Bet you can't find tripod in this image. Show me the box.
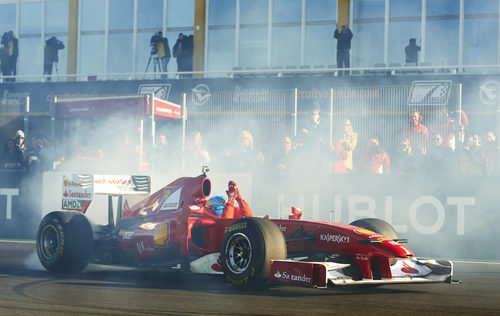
[145,53,160,78]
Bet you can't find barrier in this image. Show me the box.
[0,171,40,239]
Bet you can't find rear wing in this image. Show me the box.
[62,174,151,214]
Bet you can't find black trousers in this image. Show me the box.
[336,49,350,68]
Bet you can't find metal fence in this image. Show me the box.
[183,82,462,174]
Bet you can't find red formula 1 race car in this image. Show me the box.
[36,169,456,289]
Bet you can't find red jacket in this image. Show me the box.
[402,122,429,153]
[359,149,391,174]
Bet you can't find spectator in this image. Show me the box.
[14,130,25,155]
[459,133,484,175]
[1,138,24,169]
[150,31,171,78]
[299,106,327,173]
[184,34,194,77]
[329,141,347,174]
[25,134,52,172]
[276,136,299,173]
[301,106,326,141]
[339,118,358,172]
[4,31,18,82]
[425,134,454,174]
[430,108,469,151]
[154,133,175,172]
[358,137,390,174]
[482,131,497,175]
[391,137,418,174]
[184,131,210,174]
[334,23,353,73]
[173,33,193,77]
[226,130,264,172]
[402,110,428,156]
[44,36,65,81]
[0,35,8,80]
[405,38,421,65]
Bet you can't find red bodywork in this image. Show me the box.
[110,175,414,280]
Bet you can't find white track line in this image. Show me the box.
[0,240,35,244]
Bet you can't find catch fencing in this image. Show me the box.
[183,81,461,173]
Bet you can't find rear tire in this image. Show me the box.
[220,217,286,289]
[36,211,93,273]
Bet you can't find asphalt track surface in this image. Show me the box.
[0,240,499,315]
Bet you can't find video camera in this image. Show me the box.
[150,32,161,55]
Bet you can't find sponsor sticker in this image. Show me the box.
[320,233,350,243]
[122,231,134,240]
[401,261,419,274]
[138,83,172,100]
[154,222,170,247]
[62,175,93,211]
[62,199,82,210]
[273,270,312,284]
[355,253,369,261]
[160,187,182,211]
[225,222,247,233]
[191,84,211,106]
[136,241,154,256]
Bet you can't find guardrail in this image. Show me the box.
[1,64,500,83]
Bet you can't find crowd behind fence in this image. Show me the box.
[0,84,498,177]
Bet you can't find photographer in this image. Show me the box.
[405,38,421,66]
[44,36,65,81]
[150,31,170,78]
[334,23,353,74]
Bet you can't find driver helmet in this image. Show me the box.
[207,196,225,215]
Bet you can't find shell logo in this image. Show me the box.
[154,223,169,246]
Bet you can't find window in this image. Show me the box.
[80,34,105,75]
[0,3,16,33]
[20,1,41,35]
[109,0,133,31]
[81,0,105,32]
[305,0,337,66]
[46,0,68,34]
[239,0,268,67]
[388,0,421,65]
[464,0,499,68]
[109,33,133,75]
[352,0,385,67]
[426,0,459,66]
[207,0,236,72]
[138,0,163,30]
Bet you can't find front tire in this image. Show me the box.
[220,217,286,289]
[36,211,93,273]
[349,218,400,269]
[349,218,398,240]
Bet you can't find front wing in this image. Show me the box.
[270,258,456,288]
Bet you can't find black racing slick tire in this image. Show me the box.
[349,218,400,269]
[349,218,398,240]
[36,211,93,273]
[220,217,287,289]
